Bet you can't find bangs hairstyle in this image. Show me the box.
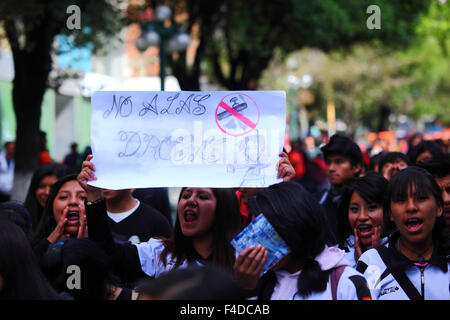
[337,172,389,245]
[383,166,449,255]
[384,166,443,210]
[160,188,242,274]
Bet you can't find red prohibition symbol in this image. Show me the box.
[215,93,260,137]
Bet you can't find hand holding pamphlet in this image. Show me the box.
[231,214,290,275]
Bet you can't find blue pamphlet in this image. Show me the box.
[231,214,291,275]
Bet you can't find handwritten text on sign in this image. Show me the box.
[89,91,286,189]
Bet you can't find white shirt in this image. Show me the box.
[133,238,204,278]
[107,199,140,223]
[271,267,370,300]
[266,246,372,300]
[271,270,302,300]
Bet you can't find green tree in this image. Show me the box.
[0,0,123,200]
[165,0,431,90]
[260,0,449,134]
[408,0,449,123]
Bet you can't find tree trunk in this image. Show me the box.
[377,104,391,132]
[10,72,46,201]
[5,15,55,202]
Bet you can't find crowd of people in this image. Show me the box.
[0,132,449,301]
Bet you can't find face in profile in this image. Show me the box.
[177,188,217,238]
[325,155,360,186]
[52,180,87,236]
[35,175,58,208]
[348,191,383,248]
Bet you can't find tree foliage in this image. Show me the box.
[259,0,449,132]
[0,0,123,199]
[164,0,432,90]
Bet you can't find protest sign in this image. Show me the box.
[89,90,286,189]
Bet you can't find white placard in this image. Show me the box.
[89,91,286,189]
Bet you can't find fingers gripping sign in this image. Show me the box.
[77,155,103,202]
[276,152,295,182]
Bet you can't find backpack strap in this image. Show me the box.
[375,246,422,300]
[330,265,347,300]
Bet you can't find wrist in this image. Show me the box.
[47,233,59,244]
[86,197,104,206]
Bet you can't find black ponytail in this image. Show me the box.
[297,259,329,297]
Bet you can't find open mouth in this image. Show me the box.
[357,224,373,237]
[444,207,450,217]
[66,211,80,224]
[184,210,197,223]
[405,218,423,233]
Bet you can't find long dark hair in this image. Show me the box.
[159,188,242,274]
[249,181,333,297]
[0,221,60,300]
[383,166,449,257]
[40,238,122,300]
[24,162,74,231]
[32,174,80,244]
[337,171,389,246]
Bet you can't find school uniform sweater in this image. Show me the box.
[356,234,449,300]
[255,246,372,300]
